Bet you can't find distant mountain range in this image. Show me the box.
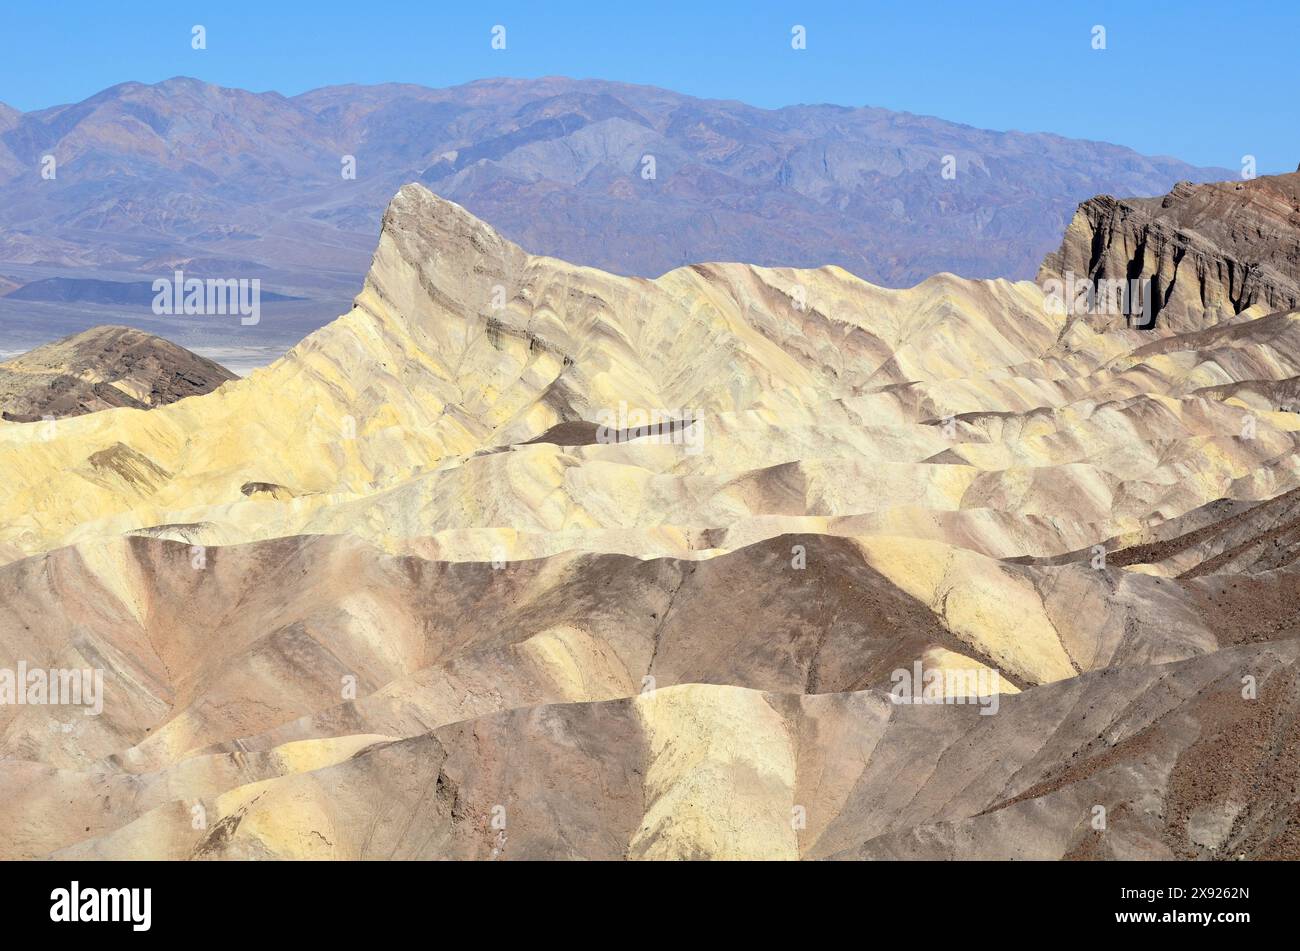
[0,76,1232,354]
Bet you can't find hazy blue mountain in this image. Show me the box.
[0,76,1231,355]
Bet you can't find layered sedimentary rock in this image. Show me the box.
[4,185,1300,567]
[1040,171,1300,332]
[2,183,1300,860]
[0,325,235,421]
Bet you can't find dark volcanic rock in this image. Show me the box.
[0,324,236,420]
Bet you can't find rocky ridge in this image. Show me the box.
[1,182,1299,860]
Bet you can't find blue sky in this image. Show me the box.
[2,0,1297,173]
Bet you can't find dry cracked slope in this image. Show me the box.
[2,178,1299,860]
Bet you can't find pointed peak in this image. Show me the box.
[384,184,506,243]
[373,184,528,286]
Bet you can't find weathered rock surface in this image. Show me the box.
[1040,171,1300,332]
[5,186,1300,569]
[0,325,235,421]
[2,182,1300,860]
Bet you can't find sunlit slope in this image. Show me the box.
[5,520,1287,859]
[33,640,1300,861]
[5,183,1300,861]
[4,185,1300,567]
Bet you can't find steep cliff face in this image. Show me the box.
[1039,172,1300,332]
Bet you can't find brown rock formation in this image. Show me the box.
[0,325,235,421]
[1040,171,1300,332]
[3,187,1300,861]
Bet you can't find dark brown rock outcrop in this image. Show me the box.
[1040,171,1300,331]
[0,325,235,421]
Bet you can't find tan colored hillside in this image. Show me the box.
[2,186,1298,570]
[2,184,1299,860]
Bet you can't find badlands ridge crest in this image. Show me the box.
[2,179,1300,860]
